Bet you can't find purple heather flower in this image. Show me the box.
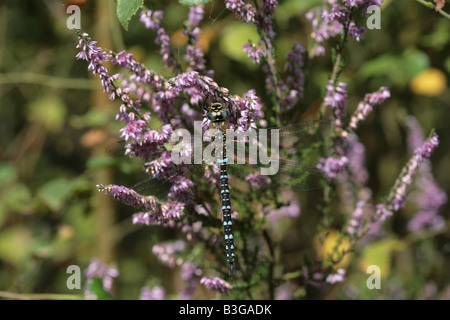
[178,262,203,299]
[349,87,390,131]
[132,211,168,226]
[245,172,271,189]
[76,33,136,105]
[183,6,206,73]
[109,50,164,88]
[243,42,264,64]
[187,5,204,27]
[306,8,343,57]
[200,276,232,295]
[414,173,447,215]
[185,44,206,71]
[97,184,159,212]
[265,191,300,224]
[405,117,447,232]
[266,201,300,223]
[139,285,165,300]
[144,150,176,177]
[347,135,369,185]
[347,200,365,235]
[317,155,349,178]
[325,268,346,284]
[230,89,264,131]
[362,0,383,16]
[324,81,348,120]
[406,116,425,150]
[152,240,186,268]
[140,10,180,73]
[364,86,390,105]
[275,283,292,300]
[343,0,364,7]
[76,32,156,125]
[375,131,440,224]
[389,133,439,211]
[120,119,147,141]
[349,102,372,131]
[140,10,163,29]
[84,258,119,298]
[194,203,211,216]
[255,0,278,41]
[348,22,366,41]
[283,43,305,110]
[262,0,278,16]
[408,210,445,232]
[225,0,257,24]
[181,262,202,281]
[417,133,439,158]
[417,282,438,300]
[322,6,350,25]
[168,176,195,204]
[161,201,185,220]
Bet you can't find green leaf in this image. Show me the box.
[38,178,74,211]
[4,184,33,215]
[116,0,144,31]
[0,163,18,186]
[87,277,114,300]
[219,23,260,65]
[86,155,117,170]
[357,48,429,87]
[28,95,66,133]
[179,0,211,6]
[0,226,33,266]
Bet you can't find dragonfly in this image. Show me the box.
[107,102,334,276]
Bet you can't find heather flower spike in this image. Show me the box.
[200,276,233,295]
[84,258,119,299]
[406,117,447,232]
[385,132,439,212]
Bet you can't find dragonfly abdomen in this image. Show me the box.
[219,163,235,275]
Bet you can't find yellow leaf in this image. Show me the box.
[0,226,33,266]
[127,45,146,62]
[170,29,187,48]
[358,239,404,279]
[410,68,447,96]
[314,230,352,268]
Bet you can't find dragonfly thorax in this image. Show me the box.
[207,103,229,123]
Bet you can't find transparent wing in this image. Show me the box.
[105,119,333,196]
[278,120,334,150]
[227,159,329,191]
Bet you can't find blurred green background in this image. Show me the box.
[0,0,449,299]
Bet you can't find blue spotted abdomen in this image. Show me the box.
[218,162,235,275]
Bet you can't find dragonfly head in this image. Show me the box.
[207,103,230,122]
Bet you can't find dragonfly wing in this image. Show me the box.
[131,177,174,200]
[274,159,330,191]
[278,120,334,150]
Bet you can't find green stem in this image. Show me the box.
[262,228,275,300]
[319,9,353,118]
[414,0,450,20]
